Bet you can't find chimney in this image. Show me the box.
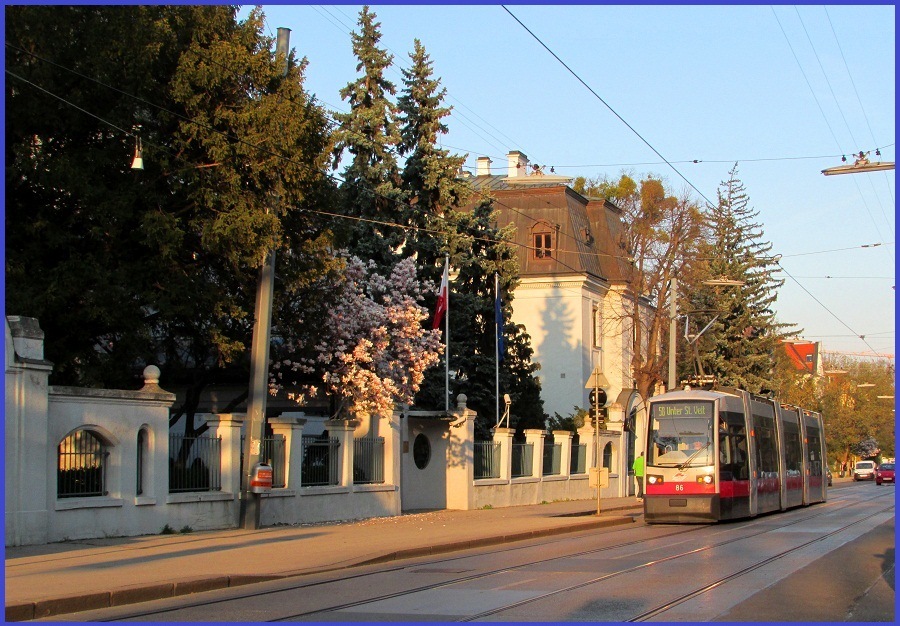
[476,156,492,176]
[507,151,528,178]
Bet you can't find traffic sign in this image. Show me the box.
[585,367,610,390]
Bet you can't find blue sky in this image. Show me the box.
[243,4,895,359]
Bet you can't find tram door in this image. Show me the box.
[719,395,752,519]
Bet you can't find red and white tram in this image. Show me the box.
[643,387,827,523]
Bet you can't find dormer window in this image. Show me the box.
[532,221,554,259]
[534,232,552,258]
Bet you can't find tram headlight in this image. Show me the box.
[696,475,714,484]
[647,474,664,485]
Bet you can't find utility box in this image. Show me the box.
[589,467,609,489]
[249,462,273,494]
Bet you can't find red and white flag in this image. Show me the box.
[433,259,449,330]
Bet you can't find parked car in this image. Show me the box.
[853,460,876,481]
[826,468,833,486]
[875,462,895,485]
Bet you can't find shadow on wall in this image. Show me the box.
[535,287,580,418]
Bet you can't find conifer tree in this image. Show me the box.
[415,197,546,438]
[689,164,795,393]
[331,6,404,269]
[5,5,334,394]
[396,39,471,281]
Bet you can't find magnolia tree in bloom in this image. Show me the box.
[271,255,443,419]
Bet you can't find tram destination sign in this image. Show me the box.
[654,402,711,418]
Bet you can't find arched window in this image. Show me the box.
[137,428,149,496]
[603,442,613,469]
[58,430,108,498]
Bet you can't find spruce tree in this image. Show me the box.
[415,197,546,438]
[689,164,795,393]
[396,39,471,282]
[331,6,404,269]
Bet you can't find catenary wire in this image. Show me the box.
[8,30,890,354]
[501,5,716,208]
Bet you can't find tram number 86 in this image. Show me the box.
[674,484,685,491]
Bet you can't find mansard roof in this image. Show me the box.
[465,172,634,285]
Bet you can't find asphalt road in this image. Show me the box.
[55,483,894,622]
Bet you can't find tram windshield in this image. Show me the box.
[648,401,714,467]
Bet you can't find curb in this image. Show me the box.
[5,512,638,621]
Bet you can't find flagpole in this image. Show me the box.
[495,272,500,427]
[444,255,450,413]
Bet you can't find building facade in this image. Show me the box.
[465,151,651,496]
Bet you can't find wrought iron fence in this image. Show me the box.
[571,443,587,474]
[169,433,222,493]
[240,434,287,489]
[474,441,501,479]
[58,430,107,498]
[543,442,562,475]
[511,443,533,478]
[301,435,340,486]
[353,437,385,484]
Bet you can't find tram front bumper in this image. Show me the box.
[644,494,720,523]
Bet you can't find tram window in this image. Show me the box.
[648,403,713,466]
[719,409,749,480]
[754,419,778,476]
[806,423,823,477]
[782,412,802,475]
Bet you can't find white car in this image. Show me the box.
[853,460,876,481]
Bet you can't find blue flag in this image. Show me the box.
[495,276,505,362]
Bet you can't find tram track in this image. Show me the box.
[456,494,894,622]
[82,490,891,622]
[85,518,700,622]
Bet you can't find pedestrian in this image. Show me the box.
[633,452,644,501]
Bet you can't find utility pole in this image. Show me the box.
[239,27,291,531]
[668,276,677,391]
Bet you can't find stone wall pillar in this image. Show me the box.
[325,419,359,487]
[5,316,53,546]
[491,427,515,481]
[446,394,476,510]
[578,424,598,470]
[269,415,306,489]
[524,429,546,477]
[553,430,574,476]
[204,413,244,496]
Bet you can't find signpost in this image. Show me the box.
[585,367,610,515]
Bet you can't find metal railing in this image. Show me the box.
[169,433,222,493]
[240,435,287,489]
[571,443,587,474]
[511,443,533,478]
[543,442,562,475]
[58,430,107,498]
[301,435,340,486]
[474,441,501,479]
[353,437,385,484]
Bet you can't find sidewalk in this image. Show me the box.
[5,496,642,621]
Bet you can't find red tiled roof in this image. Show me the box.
[783,341,817,373]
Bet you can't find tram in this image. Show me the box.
[643,386,827,523]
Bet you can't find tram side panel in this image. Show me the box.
[750,396,781,515]
[804,411,827,504]
[779,406,805,509]
[717,394,752,520]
